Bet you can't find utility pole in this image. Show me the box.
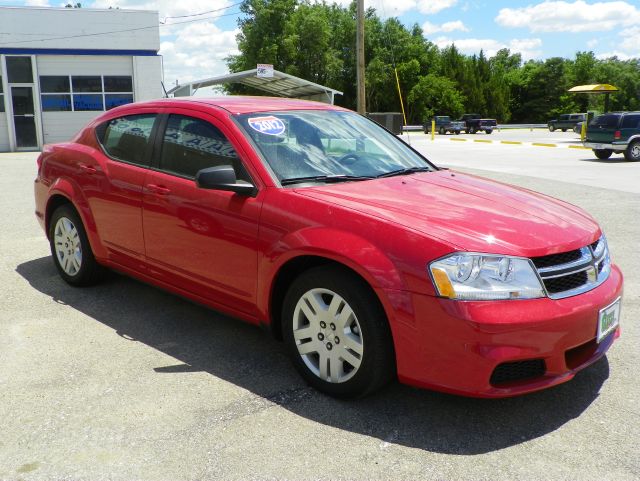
[356,0,365,115]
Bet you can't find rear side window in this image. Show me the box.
[621,114,640,129]
[96,114,156,166]
[159,114,248,180]
[590,114,620,128]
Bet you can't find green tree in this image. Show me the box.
[407,74,465,122]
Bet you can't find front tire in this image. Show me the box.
[282,266,395,398]
[549,125,555,132]
[485,129,493,134]
[624,140,640,161]
[594,149,613,160]
[439,127,446,135]
[49,204,104,286]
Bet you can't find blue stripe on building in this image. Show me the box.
[0,48,158,56]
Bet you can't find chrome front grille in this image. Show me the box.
[532,236,611,299]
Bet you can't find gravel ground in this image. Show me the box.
[0,149,638,481]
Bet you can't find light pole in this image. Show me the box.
[356,0,365,115]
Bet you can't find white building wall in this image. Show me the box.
[36,55,133,77]
[133,56,163,102]
[0,116,9,151]
[0,7,159,51]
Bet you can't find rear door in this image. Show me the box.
[620,114,640,142]
[587,114,620,143]
[89,111,158,270]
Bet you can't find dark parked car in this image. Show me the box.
[423,116,464,135]
[584,111,640,160]
[458,114,497,134]
[548,113,586,132]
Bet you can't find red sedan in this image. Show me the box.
[34,97,623,398]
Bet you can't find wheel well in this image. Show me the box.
[45,195,72,236]
[269,256,379,340]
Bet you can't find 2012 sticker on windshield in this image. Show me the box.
[248,116,286,136]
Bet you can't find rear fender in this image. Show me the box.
[46,177,107,259]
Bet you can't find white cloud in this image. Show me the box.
[596,51,634,60]
[587,39,598,48]
[422,20,468,35]
[434,37,543,60]
[495,1,639,33]
[417,0,458,14]
[619,26,640,53]
[160,23,239,87]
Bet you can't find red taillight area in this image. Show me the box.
[614,130,621,140]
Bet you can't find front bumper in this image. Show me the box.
[384,264,623,397]
[583,141,628,152]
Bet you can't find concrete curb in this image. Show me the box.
[447,138,592,150]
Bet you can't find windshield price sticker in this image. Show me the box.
[248,116,286,136]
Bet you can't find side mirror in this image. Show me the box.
[195,165,257,196]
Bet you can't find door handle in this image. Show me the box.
[146,184,171,195]
[79,164,97,174]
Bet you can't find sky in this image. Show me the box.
[2,0,639,89]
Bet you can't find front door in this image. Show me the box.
[142,111,262,318]
[10,86,38,149]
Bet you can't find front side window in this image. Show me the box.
[235,110,433,183]
[159,115,247,180]
[96,114,156,167]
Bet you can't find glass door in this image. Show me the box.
[10,86,38,149]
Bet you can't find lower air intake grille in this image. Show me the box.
[490,359,546,386]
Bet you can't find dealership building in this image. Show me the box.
[0,6,163,152]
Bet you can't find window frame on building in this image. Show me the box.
[40,74,134,112]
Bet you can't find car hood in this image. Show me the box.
[295,170,599,257]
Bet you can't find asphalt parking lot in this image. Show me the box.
[1,138,638,480]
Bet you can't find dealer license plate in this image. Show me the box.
[597,297,621,343]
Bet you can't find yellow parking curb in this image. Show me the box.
[532,142,557,147]
[450,138,467,142]
[568,145,590,150]
[474,139,493,143]
[500,141,522,145]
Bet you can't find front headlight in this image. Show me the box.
[429,253,545,300]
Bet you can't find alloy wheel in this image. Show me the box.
[292,288,364,383]
[53,216,82,276]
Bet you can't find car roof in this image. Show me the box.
[119,96,349,115]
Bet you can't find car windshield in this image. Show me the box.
[235,110,434,184]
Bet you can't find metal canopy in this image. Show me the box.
[568,84,619,94]
[167,68,343,104]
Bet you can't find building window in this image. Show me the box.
[6,57,33,83]
[0,77,4,112]
[39,75,134,112]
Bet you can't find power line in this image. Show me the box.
[0,8,241,46]
[161,1,243,22]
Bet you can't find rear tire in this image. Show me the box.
[439,127,445,135]
[49,204,104,286]
[624,140,640,161]
[594,149,613,160]
[549,125,555,132]
[485,129,493,134]
[469,126,476,134]
[282,265,395,398]
[561,128,567,132]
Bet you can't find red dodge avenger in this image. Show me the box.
[34,97,623,398]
